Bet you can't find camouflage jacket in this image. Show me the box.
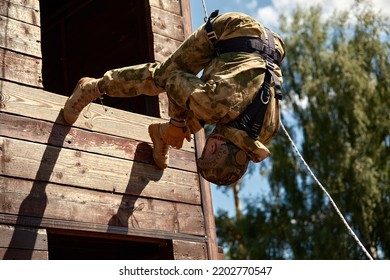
[156,12,285,162]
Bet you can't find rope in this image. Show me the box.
[279,120,374,260]
[201,0,209,22]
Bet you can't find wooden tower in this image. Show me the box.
[0,0,220,260]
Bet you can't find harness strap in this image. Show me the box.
[205,10,219,46]
[204,11,283,139]
[217,37,282,65]
[228,29,281,139]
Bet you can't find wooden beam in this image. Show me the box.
[0,224,48,260]
[0,80,194,152]
[0,15,41,57]
[149,0,181,15]
[6,0,39,11]
[0,224,48,250]
[0,113,197,172]
[0,136,200,205]
[0,248,48,260]
[0,176,206,236]
[0,0,40,26]
[0,50,42,87]
[153,33,182,63]
[180,0,220,260]
[0,213,206,243]
[150,6,185,42]
[173,239,208,260]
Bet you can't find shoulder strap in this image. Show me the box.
[205,10,219,46]
[265,29,282,100]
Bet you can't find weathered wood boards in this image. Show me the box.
[0,0,42,87]
[0,81,203,235]
[0,81,195,152]
[0,0,217,260]
[0,176,205,236]
[0,224,48,260]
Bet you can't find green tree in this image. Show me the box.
[216,1,390,259]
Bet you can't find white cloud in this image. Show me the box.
[256,6,279,29]
[255,0,390,30]
[242,0,258,10]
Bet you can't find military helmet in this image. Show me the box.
[197,133,249,185]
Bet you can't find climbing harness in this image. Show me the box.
[280,120,374,260]
[204,10,283,140]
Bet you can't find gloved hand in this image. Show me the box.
[162,119,191,149]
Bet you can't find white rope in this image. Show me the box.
[279,120,374,260]
[201,0,209,22]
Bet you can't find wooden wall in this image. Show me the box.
[0,0,217,259]
[0,0,42,88]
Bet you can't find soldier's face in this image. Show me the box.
[202,134,226,159]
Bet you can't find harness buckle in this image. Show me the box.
[260,89,270,105]
[207,31,218,41]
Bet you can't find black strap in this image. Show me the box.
[227,67,272,140]
[227,30,281,139]
[205,10,219,46]
[264,29,282,100]
[204,12,283,139]
[216,37,282,66]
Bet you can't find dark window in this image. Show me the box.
[40,0,159,116]
[47,229,174,260]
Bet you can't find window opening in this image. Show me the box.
[40,0,159,117]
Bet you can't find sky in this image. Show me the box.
[188,0,390,217]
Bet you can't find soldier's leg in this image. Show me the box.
[63,63,164,125]
[148,70,216,169]
[153,23,214,89]
[99,62,164,97]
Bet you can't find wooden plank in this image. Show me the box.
[158,91,170,120]
[0,49,42,87]
[0,15,41,57]
[0,80,194,152]
[0,1,40,26]
[0,113,197,172]
[178,0,220,260]
[0,176,206,236]
[0,224,48,250]
[173,240,208,260]
[6,0,39,11]
[0,136,200,205]
[150,6,185,42]
[153,33,182,63]
[218,246,225,260]
[149,0,181,15]
[195,130,219,259]
[0,213,206,243]
[0,248,48,260]
[181,0,193,37]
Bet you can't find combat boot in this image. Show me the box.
[63,77,104,125]
[148,123,170,169]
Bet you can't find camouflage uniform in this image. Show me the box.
[99,12,285,162]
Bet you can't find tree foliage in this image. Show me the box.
[216,1,390,259]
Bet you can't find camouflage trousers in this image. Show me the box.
[98,12,283,162]
[98,21,214,133]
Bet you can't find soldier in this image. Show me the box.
[63,11,285,185]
